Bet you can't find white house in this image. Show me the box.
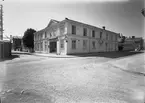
[34,18,120,55]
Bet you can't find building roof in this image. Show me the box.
[64,18,120,35]
[35,19,60,35]
[35,18,120,35]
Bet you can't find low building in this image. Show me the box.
[118,36,144,51]
[34,18,120,55]
[0,40,11,59]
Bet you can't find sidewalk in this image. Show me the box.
[12,50,144,58]
[12,51,78,58]
[32,52,78,58]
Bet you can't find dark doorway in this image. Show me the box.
[50,41,57,53]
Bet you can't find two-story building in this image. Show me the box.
[34,18,120,55]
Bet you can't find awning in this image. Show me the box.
[49,37,58,42]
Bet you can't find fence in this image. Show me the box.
[0,40,11,59]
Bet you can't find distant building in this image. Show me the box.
[118,36,144,51]
[34,18,120,55]
[12,36,23,51]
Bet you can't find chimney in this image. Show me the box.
[102,26,105,30]
[65,18,69,20]
[132,36,135,39]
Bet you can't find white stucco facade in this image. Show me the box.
[34,18,120,55]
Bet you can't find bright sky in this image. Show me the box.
[1,0,145,38]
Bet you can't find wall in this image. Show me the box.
[65,20,119,54]
[0,41,11,59]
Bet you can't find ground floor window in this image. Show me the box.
[45,41,47,51]
[40,42,43,51]
[83,40,87,49]
[35,43,38,51]
[106,43,108,51]
[72,40,76,49]
[92,41,96,49]
[60,40,64,49]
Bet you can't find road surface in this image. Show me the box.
[0,52,144,103]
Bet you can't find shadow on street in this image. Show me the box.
[68,51,144,58]
[0,54,20,62]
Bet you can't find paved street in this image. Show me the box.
[0,51,145,103]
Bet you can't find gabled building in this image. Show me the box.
[12,36,23,51]
[34,18,120,55]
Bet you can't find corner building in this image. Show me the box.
[34,18,120,55]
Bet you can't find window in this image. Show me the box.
[92,41,96,49]
[115,35,118,41]
[45,32,47,38]
[45,41,47,51]
[38,43,39,51]
[106,33,108,40]
[72,40,76,49]
[92,30,95,37]
[83,28,87,36]
[110,35,113,40]
[83,40,87,49]
[72,25,76,34]
[50,33,52,37]
[41,42,43,50]
[60,40,64,49]
[100,32,102,39]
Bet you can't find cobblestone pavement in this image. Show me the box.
[0,52,144,103]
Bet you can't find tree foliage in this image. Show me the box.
[142,8,145,17]
[22,28,36,49]
[118,36,126,51]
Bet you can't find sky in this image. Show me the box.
[1,0,145,39]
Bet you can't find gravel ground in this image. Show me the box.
[0,52,144,103]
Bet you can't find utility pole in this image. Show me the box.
[0,4,3,40]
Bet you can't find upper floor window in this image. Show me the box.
[100,32,102,39]
[72,25,76,34]
[115,35,118,41]
[45,32,47,38]
[83,28,87,36]
[92,30,95,37]
[106,33,108,40]
[110,35,113,40]
[72,40,76,49]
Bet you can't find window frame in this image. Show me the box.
[72,25,76,35]
[100,31,102,39]
[83,40,87,49]
[83,28,87,36]
[92,41,96,49]
[60,40,64,49]
[92,30,95,38]
[106,33,108,40]
[72,40,76,49]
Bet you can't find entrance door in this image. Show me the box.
[50,41,57,53]
[60,40,64,54]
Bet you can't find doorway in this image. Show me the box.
[50,41,57,53]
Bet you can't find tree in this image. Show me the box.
[141,8,145,17]
[118,36,126,51]
[22,28,36,52]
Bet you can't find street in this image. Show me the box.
[0,51,145,103]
